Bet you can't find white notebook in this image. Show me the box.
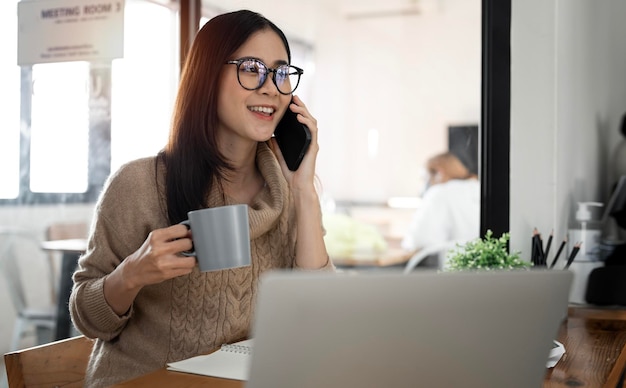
[167,338,253,381]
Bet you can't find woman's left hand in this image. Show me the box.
[270,95,330,270]
[269,95,319,193]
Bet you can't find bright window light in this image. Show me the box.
[110,0,178,173]
[30,62,90,193]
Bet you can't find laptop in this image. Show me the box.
[247,269,572,388]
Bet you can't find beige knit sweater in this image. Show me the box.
[70,143,333,386]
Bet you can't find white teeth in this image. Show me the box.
[249,106,274,115]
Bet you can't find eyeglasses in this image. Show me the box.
[225,57,303,95]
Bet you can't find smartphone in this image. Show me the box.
[273,105,312,171]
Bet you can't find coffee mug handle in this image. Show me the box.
[179,220,196,257]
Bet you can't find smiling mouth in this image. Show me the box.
[248,106,275,116]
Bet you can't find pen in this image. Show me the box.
[535,232,546,266]
[564,242,582,269]
[531,229,541,266]
[549,238,567,269]
[544,231,553,260]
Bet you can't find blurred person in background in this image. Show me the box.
[401,152,480,266]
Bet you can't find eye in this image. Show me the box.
[275,66,290,82]
[240,59,268,77]
[240,60,260,74]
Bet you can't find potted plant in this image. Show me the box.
[444,230,532,271]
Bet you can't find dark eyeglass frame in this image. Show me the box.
[225,57,304,95]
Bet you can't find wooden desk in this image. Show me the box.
[113,370,243,388]
[113,306,626,387]
[544,306,626,387]
[41,238,87,341]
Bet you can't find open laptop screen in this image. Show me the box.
[247,269,572,388]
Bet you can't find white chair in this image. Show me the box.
[403,241,461,273]
[0,228,57,350]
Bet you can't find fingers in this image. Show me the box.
[291,95,318,140]
[123,225,197,287]
[149,224,193,254]
[156,223,190,241]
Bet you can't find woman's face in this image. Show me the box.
[217,29,292,147]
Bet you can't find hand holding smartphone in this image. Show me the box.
[273,101,312,171]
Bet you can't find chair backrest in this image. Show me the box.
[4,335,94,388]
[45,222,89,241]
[403,240,461,273]
[0,229,42,315]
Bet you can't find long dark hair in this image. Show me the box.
[159,10,291,224]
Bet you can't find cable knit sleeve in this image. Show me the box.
[70,157,169,340]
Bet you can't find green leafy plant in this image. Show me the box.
[444,230,532,271]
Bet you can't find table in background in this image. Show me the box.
[114,306,626,387]
[331,247,414,268]
[40,238,87,341]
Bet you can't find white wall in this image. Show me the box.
[312,0,481,202]
[510,0,626,256]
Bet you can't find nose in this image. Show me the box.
[257,70,280,96]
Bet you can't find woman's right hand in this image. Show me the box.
[121,224,196,288]
[103,224,196,315]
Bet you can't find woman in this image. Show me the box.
[401,152,480,267]
[70,10,333,386]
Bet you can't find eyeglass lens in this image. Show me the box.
[237,59,300,94]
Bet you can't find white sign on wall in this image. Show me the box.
[18,0,124,65]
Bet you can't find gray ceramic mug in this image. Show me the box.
[180,204,251,272]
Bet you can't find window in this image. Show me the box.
[111,1,178,173]
[0,0,178,204]
[30,62,90,194]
